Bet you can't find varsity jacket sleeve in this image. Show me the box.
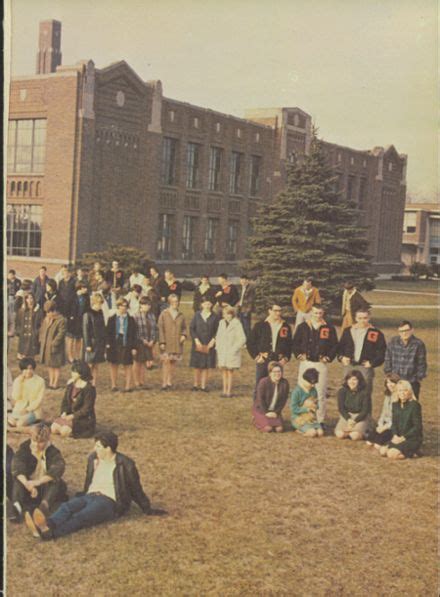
[326,326,339,362]
[365,329,386,368]
[336,329,352,361]
[292,323,307,358]
[246,322,261,359]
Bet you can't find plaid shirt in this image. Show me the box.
[384,335,427,382]
[134,312,157,343]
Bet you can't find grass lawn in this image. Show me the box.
[6,286,438,596]
[375,279,439,293]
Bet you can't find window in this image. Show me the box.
[161,137,178,185]
[215,122,221,133]
[359,178,367,210]
[193,117,200,129]
[7,204,42,256]
[208,147,223,191]
[157,214,174,259]
[226,221,239,259]
[182,215,197,260]
[249,155,262,196]
[169,110,175,122]
[8,119,46,173]
[403,212,417,233]
[388,162,393,172]
[204,218,219,258]
[429,219,440,243]
[186,143,201,189]
[229,152,242,195]
[236,128,242,139]
[255,132,260,143]
[347,175,356,201]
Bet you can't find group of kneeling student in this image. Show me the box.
[253,362,423,460]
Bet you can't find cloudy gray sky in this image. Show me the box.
[6,0,438,199]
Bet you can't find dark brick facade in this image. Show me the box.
[7,21,406,278]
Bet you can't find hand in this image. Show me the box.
[131,349,137,356]
[341,357,351,366]
[30,487,38,499]
[393,435,405,444]
[266,411,277,419]
[255,354,265,364]
[180,335,186,344]
[362,360,372,368]
[347,419,356,428]
[159,343,166,352]
[207,339,215,348]
[215,291,222,298]
[67,414,74,421]
[25,480,36,493]
[86,347,92,352]
[376,425,384,434]
[147,341,154,348]
[320,356,330,363]
[195,339,202,347]
[106,344,110,349]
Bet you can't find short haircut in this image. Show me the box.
[40,266,47,271]
[201,274,210,280]
[398,320,413,330]
[223,305,236,317]
[150,266,159,273]
[219,273,228,279]
[304,277,313,283]
[384,373,400,395]
[240,273,249,280]
[19,357,37,371]
[71,360,93,381]
[168,293,179,303]
[116,298,129,307]
[31,423,51,443]
[90,293,104,306]
[268,361,283,374]
[165,269,173,275]
[343,370,366,390]
[9,269,16,275]
[132,284,142,294]
[302,368,319,384]
[44,299,59,313]
[355,308,370,316]
[139,296,151,306]
[268,303,281,311]
[311,303,324,311]
[95,430,118,453]
[344,281,354,289]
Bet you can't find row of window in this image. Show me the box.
[157,214,240,261]
[334,174,368,208]
[7,204,42,257]
[162,138,262,196]
[167,110,261,142]
[8,119,46,174]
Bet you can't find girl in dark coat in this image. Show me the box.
[106,298,137,392]
[44,279,61,311]
[67,283,90,361]
[51,361,96,438]
[16,293,44,359]
[253,362,289,432]
[189,298,219,391]
[380,380,423,460]
[133,297,157,388]
[39,301,67,390]
[83,293,107,386]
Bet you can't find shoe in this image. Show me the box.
[33,508,51,537]
[24,511,40,538]
[200,388,209,393]
[191,386,199,392]
[122,388,133,393]
[160,386,168,392]
[111,387,119,393]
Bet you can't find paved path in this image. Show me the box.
[373,289,438,297]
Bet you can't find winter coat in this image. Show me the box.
[39,314,67,368]
[60,381,96,438]
[16,305,44,356]
[215,317,246,369]
[158,309,187,354]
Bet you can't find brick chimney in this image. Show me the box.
[36,20,62,74]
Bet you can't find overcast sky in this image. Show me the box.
[6,0,438,200]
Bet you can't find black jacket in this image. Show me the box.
[61,382,96,438]
[58,277,77,318]
[192,284,216,312]
[105,314,137,353]
[163,280,183,300]
[83,452,151,516]
[292,321,338,362]
[215,284,239,307]
[247,319,292,362]
[337,326,386,368]
[11,440,65,481]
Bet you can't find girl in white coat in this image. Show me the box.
[215,306,246,397]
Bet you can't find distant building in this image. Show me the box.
[401,203,440,270]
[7,20,407,278]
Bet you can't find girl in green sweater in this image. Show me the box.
[335,370,371,441]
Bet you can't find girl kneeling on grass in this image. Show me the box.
[253,361,289,432]
[290,367,323,438]
[51,361,96,439]
[380,380,423,460]
[335,370,371,441]
[366,373,400,450]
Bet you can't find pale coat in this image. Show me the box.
[158,309,187,354]
[12,374,45,420]
[215,317,246,369]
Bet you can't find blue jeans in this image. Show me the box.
[48,494,117,538]
[239,313,252,340]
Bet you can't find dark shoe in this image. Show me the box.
[191,386,199,392]
[200,388,209,393]
[149,508,168,516]
[24,511,40,538]
[111,387,119,393]
[122,388,133,393]
[160,386,169,392]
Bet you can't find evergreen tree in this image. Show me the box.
[77,243,153,276]
[243,134,375,316]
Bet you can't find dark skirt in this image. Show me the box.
[367,428,393,446]
[252,405,283,430]
[84,341,106,365]
[387,437,422,458]
[189,346,216,369]
[66,316,83,339]
[134,341,154,362]
[107,338,133,365]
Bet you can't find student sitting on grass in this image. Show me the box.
[51,361,96,439]
[380,380,423,460]
[335,370,372,441]
[366,373,400,450]
[10,423,67,524]
[8,358,45,430]
[290,367,324,438]
[253,361,289,432]
[25,430,167,540]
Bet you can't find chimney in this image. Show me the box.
[36,20,62,74]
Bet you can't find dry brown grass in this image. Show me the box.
[6,292,438,596]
